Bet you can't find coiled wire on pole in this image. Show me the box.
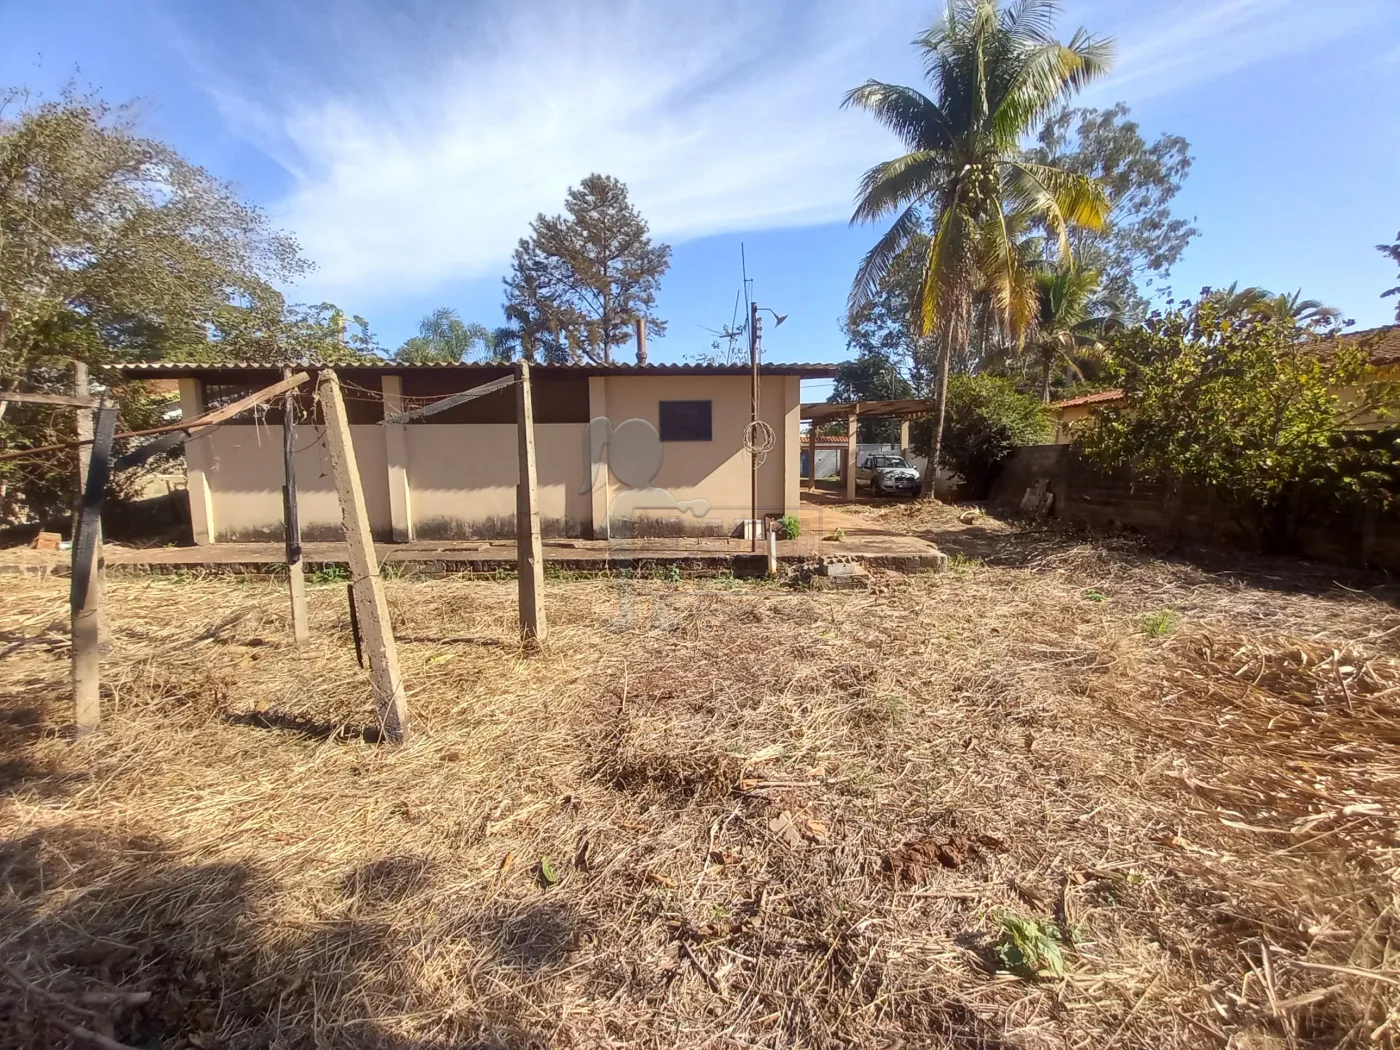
[743,419,776,466]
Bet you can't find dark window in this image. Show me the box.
[659,400,712,441]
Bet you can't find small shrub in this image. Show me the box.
[310,566,350,585]
[777,513,801,540]
[993,913,1065,979]
[1082,588,1109,602]
[938,375,1052,497]
[1140,609,1178,637]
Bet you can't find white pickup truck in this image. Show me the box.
[855,454,921,496]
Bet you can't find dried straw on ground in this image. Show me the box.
[1,506,1397,1049]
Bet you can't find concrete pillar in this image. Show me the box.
[381,375,414,542]
[782,375,800,518]
[900,418,910,459]
[846,410,858,502]
[587,376,608,539]
[808,421,817,492]
[178,378,217,544]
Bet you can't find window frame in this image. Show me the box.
[658,399,713,442]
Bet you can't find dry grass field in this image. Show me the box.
[1,505,1398,1049]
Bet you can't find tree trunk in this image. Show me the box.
[1040,356,1053,403]
[919,340,951,500]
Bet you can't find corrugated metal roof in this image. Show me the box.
[106,360,839,378]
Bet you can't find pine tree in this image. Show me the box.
[503,174,670,364]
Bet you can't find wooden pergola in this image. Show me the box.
[800,398,933,500]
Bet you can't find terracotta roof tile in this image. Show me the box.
[1050,389,1125,410]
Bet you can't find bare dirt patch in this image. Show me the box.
[1,531,1397,1048]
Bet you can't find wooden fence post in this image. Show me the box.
[515,360,546,645]
[282,369,310,646]
[72,405,116,736]
[319,370,410,742]
[72,363,109,648]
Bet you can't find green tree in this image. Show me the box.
[1026,103,1196,318]
[843,227,936,389]
[0,87,308,418]
[1025,265,1118,401]
[504,174,670,365]
[1379,231,1400,321]
[1080,302,1400,548]
[393,308,518,364]
[937,373,1051,496]
[845,0,1112,498]
[830,348,916,442]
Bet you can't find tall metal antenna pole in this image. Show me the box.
[750,300,761,553]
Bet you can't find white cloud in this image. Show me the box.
[1076,0,1391,101]
[186,0,1392,301]
[201,1,922,299]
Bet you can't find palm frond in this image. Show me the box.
[999,0,1061,40]
[1005,161,1109,257]
[852,151,946,223]
[915,202,975,337]
[841,82,955,152]
[994,32,1113,143]
[849,204,924,312]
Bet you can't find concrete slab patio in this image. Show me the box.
[0,496,945,576]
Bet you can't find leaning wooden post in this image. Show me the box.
[72,363,109,648]
[282,368,310,646]
[319,370,410,742]
[515,360,547,645]
[845,410,858,502]
[72,405,116,737]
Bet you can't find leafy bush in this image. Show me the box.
[1080,303,1400,548]
[938,375,1052,496]
[777,514,801,540]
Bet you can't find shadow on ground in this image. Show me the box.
[0,825,570,1048]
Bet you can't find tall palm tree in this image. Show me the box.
[1026,265,1117,401]
[845,0,1113,497]
[1250,289,1341,328]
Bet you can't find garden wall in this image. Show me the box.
[989,444,1400,572]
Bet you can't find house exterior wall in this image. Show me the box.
[183,370,803,543]
[595,373,799,535]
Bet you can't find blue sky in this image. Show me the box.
[5,0,1400,402]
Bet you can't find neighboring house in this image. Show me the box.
[1048,389,1127,443]
[1048,324,1400,442]
[109,360,836,543]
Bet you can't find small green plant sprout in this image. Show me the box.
[777,513,801,540]
[948,552,982,573]
[663,565,681,584]
[538,857,559,887]
[1140,608,1179,637]
[993,913,1066,979]
[1082,588,1109,602]
[830,527,846,542]
[310,566,350,585]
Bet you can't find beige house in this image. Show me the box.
[113,361,835,544]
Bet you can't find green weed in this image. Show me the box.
[309,566,350,585]
[993,913,1066,979]
[1140,609,1179,637]
[1082,588,1109,602]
